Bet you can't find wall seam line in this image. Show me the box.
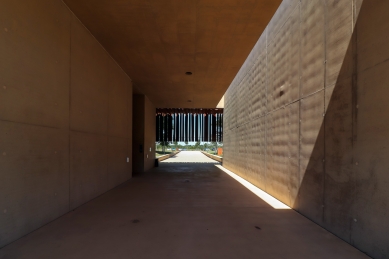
[322,0,328,223]
[68,16,72,212]
[298,0,302,210]
[60,0,132,83]
[265,26,268,192]
[351,0,359,245]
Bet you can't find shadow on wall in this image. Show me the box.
[296,1,389,258]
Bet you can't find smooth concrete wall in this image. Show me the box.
[223,0,389,258]
[132,95,145,174]
[132,95,156,174]
[0,1,133,248]
[144,96,156,172]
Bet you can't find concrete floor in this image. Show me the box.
[0,152,370,259]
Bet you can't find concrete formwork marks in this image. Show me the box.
[298,92,325,224]
[287,102,300,206]
[0,1,71,129]
[300,0,325,98]
[250,53,267,119]
[323,78,354,243]
[0,121,69,248]
[267,107,289,205]
[356,0,389,73]
[325,0,353,88]
[108,136,131,191]
[352,59,389,257]
[224,0,389,257]
[0,0,133,248]
[70,132,108,210]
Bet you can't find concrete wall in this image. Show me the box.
[0,0,133,248]
[144,96,156,171]
[132,95,156,174]
[132,95,145,174]
[223,1,389,258]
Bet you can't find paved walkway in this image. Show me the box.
[162,151,218,163]
[0,154,369,259]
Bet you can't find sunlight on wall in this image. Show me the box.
[215,165,290,209]
[216,95,224,108]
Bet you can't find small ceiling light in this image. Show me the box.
[185,72,192,75]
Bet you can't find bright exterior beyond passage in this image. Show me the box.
[161,151,218,163]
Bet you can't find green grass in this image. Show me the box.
[205,150,223,157]
[155,151,172,158]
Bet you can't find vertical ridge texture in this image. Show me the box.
[223,1,389,258]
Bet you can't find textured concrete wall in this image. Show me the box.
[223,1,389,258]
[132,95,155,174]
[0,0,132,247]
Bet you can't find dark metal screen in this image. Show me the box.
[156,108,223,142]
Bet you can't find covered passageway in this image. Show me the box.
[1,0,388,258]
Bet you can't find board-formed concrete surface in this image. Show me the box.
[0,0,133,248]
[162,151,218,163]
[0,162,370,259]
[223,1,389,258]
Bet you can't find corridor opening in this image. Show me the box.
[160,151,289,209]
[161,151,219,164]
[1,0,388,258]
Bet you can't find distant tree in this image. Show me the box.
[194,140,201,150]
[211,141,218,150]
[159,141,170,154]
[173,141,178,151]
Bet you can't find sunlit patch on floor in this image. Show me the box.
[215,165,291,210]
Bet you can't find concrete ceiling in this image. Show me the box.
[63,0,281,108]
